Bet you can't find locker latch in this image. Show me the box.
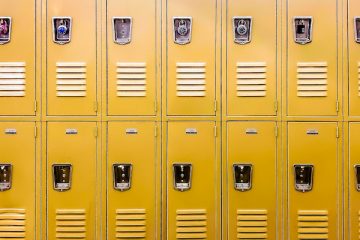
[355,165,360,191]
[113,164,132,191]
[113,17,132,45]
[173,163,192,191]
[233,17,252,44]
[293,17,313,44]
[53,17,72,44]
[354,17,360,43]
[173,17,192,45]
[294,164,314,192]
[0,164,12,191]
[0,17,11,44]
[233,164,252,191]
[53,164,72,191]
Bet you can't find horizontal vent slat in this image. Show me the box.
[176,209,207,239]
[0,209,26,239]
[297,62,328,97]
[116,209,146,239]
[56,62,87,97]
[116,62,146,97]
[298,210,329,240]
[0,62,26,97]
[237,62,267,97]
[237,209,268,239]
[176,62,206,97]
[56,209,86,239]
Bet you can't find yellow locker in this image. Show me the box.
[107,122,158,239]
[226,122,278,239]
[107,0,157,116]
[226,0,277,116]
[0,122,36,239]
[348,123,360,239]
[348,0,360,116]
[47,122,97,239]
[166,0,217,116]
[287,0,338,116]
[0,1,36,115]
[287,122,340,239]
[167,121,219,239]
[47,0,97,116]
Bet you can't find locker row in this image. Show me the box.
[1,121,359,239]
[1,0,360,118]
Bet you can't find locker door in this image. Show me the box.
[227,122,277,239]
[287,0,338,116]
[0,1,36,115]
[348,123,360,239]
[288,122,340,240]
[107,122,158,239]
[167,0,217,116]
[0,122,36,239]
[47,122,97,239]
[167,122,218,239]
[226,0,277,116]
[348,0,360,116]
[47,0,97,116]
[107,0,157,116]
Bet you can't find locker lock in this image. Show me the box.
[53,164,72,192]
[0,17,11,44]
[173,163,192,191]
[57,24,68,36]
[355,165,360,191]
[233,164,252,191]
[177,20,188,36]
[113,17,132,45]
[233,17,252,44]
[0,164,12,191]
[293,17,313,44]
[294,164,314,192]
[354,17,360,43]
[113,164,132,191]
[53,17,72,44]
[173,17,192,45]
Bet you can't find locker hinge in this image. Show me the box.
[275,125,278,138]
[93,101,98,113]
[154,125,158,137]
[154,101,157,113]
[336,101,339,112]
[34,126,37,138]
[214,100,217,112]
[214,126,217,137]
[93,127,98,138]
[274,101,278,113]
[34,101,37,113]
[336,126,339,138]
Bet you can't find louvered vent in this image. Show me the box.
[0,62,26,97]
[0,208,26,238]
[236,62,267,97]
[56,209,86,239]
[237,209,268,239]
[297,62,328,97]
[116,209,146,239]
[56,62,87,97]
[176,209,207,239]
[116,62,147,97]
[297,210,329,240]
[176,62,206,97]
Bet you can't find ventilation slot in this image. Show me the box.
[236,209,268,239]
[297,62,328,97]
[56,209,86,239]
[117,62,147,97]
[297,210,329,240]
[176,62,206,97]
[236,62,267,97]
[56,62,87,97]
[0,208,26,239]
[176,209,207,239]
[116,209,146,239]
[0,62,26,97]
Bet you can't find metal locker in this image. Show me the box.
[107,122,159,239]
[226,0,277,116]
[0,122,36,239]
[226,122,278,239]
[47,122,97,239]
[348,123,360,239]
[46,0,97,116]
[0,0,36,115]
[287,0,338,116]
[107,0,158,116]
[166,0,217,116]
[287,122,340,239]
[348,0,360,116]
[167,122,219,239]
